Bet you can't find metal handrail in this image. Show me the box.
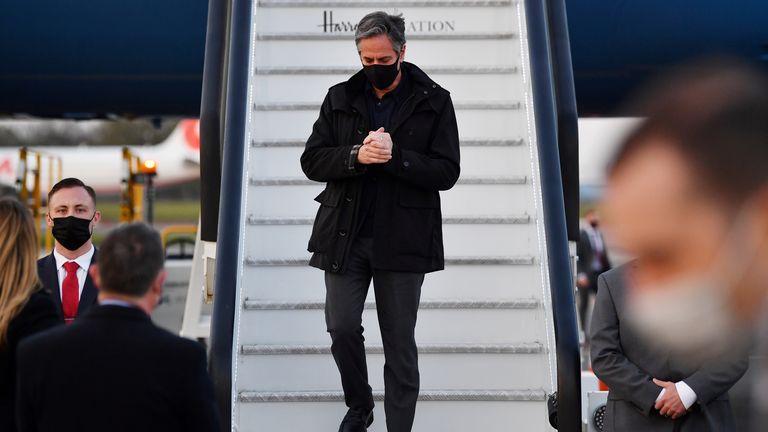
[526,0,581,429]
[159,224,198,247]
[208,0,251,430]
[198,0,230,244]
[546,0,581,242]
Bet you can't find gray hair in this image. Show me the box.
[355,12,406,53]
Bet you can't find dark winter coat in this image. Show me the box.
[300,62,460,274]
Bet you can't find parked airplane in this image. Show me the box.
[0,119,200,195]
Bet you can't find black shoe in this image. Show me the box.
[338,408,374,432]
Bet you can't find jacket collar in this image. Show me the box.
[79,303,151,322]
[53,244,95,272]
[363,68,410,104]
[78,248,99,314]
[338,63,440,111]
[338,62,442,134]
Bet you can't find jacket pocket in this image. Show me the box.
[399,188,440,208]
[308,187,341,253]
[396,188,440,256]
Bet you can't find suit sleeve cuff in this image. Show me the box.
[348,145,362,170]
[676,381,698,410]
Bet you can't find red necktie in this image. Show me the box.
[62,261,80,324]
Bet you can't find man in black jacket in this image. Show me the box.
[300,11,460,432]
[16,223,219,432]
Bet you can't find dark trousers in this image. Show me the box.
[325,237,423,432]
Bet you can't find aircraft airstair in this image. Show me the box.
[201,0,580,430]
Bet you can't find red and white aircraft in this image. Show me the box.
[0,119,201,195]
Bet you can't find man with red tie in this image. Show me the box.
[37,178,101,324]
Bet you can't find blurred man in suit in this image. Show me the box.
[16,223,219,432]
[598,59,768,430]
[37,178,101,324]
[577,208,611,336]
[591,264,748,431]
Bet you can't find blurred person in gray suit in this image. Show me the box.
[591,264,748,431]
[598,58,768,431]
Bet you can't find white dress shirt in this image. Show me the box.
[657,381,698,410]
[53,245,95,301]
[99,299,137,309]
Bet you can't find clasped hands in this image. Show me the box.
[357,127,393,165]
[653,378,687,419]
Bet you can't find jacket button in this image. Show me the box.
[403,160,410,168]
[357,129,363,134]
[331,262,340,271]
[432,84,437,89]
[345,197,353,203]
[339,230,347,237]
[423,90,428,95]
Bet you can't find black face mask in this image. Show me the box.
[363,54,401,90]
[52,215,94,251]
[590,221,599,228]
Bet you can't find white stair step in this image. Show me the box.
[253,65,521,74]
[244,256,536,266]
[238,307,547,345]
[248,176,527,186]
[238,389,545,402]
[251,137,526,147]
[240,342,543,354]
[251,69,525,104]
[249,110,528,141]
[253,40,522,69]
[237,400,548,432]
[237,348,547,391]
[246,184,536,217]
[249,145,532,179]
[253,101,523,111]
[252,74,522,103]
[241,264,545,301]
[243,298,539,310]
[256,32,517,41]
[246,214,532,225]
[244,224,538,259]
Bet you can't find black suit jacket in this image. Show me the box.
[37,249,98,322]
[590,265,749,431]
[577,226,611,292]
[16,304,219,432]
[0,289,59,432]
